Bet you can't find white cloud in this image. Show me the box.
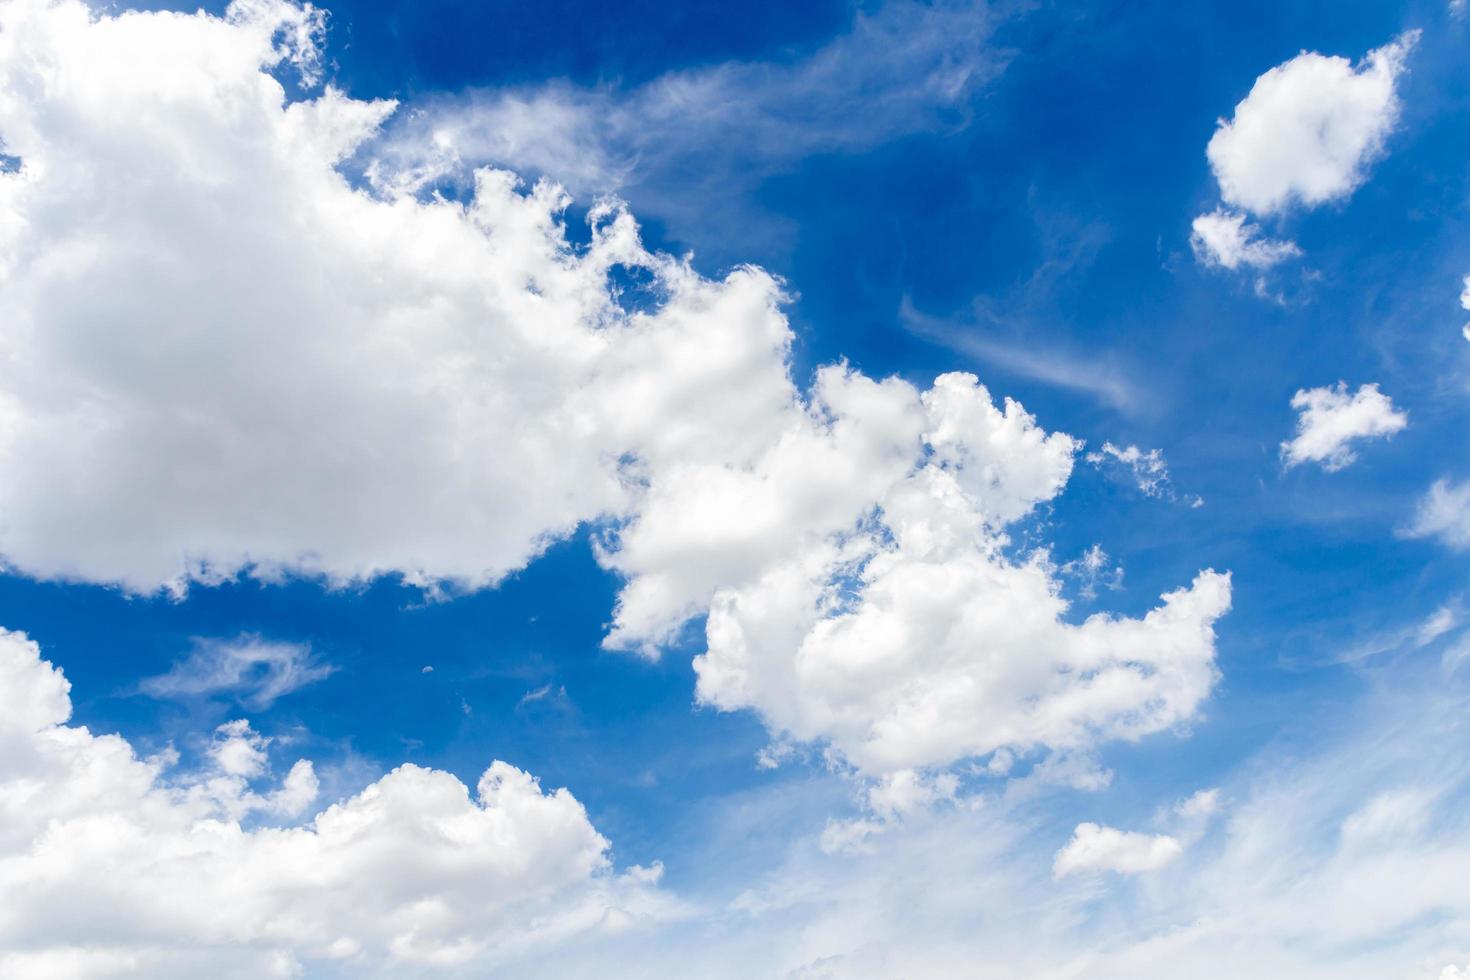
[1173,787,1220,819]
[1206,33,1418,216]
[1086,440,1199,503]
[139,636,334,708]
[0,0,809,593]
[367,0,1008,204]
[0,0,1229,803]
[0,626,666,977]
[528,671,1470,980]
[1059,543,1124,600]
[1189,209,1300,270]
[693,488,1230,775]
[1407,479,1470,549]
[1460,274,1470,342]
[1052,822,1183,877]
[1281,382,1408,471]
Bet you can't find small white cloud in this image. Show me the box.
[1190,209,1300,270]
[1060,544,1124,600]
[517,682,566,708]
[139,636,335,708]
[1460,275,1470,341]
[1174,788,1221,819]
[1281,382,1407,471]
[1406,479,1470,549]
[1086,441,1182,498]
[1053,822,1183,877]
[1207,33,1418,216]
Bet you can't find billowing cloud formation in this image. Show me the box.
[1206,34,1417,216]
[0,0,1228,785]
[139,636,334,708]
[1189,208,1300,271]
[691,485,1230,775]
[0,627,664,978]
[1281,382,1408,471]
[0,0,802,592]
[1052,822,1183,877]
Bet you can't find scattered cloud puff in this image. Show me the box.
[1052,822,1183,877]
[139,636,334,708]
[0,627,666,978]
[1191,32,1417,278]
[1173,787,1220,819]
[0,0,1231,789]
[1189,208,1300,271]
[1407,479,1470,549]
[1086,441,1200,504]
[1207,33,1417,216]
[1060,543,1124,600]
[1281,382,1407,471]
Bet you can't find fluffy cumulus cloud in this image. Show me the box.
[0,0,1232,793]
[0,0,798,592]
[0,627,665,978]
[1189,208,1300,271]
[1206,33,1417,216]
[1281,382,1408,471]
[1192,33,1416,275]
[1052,822,1183,877]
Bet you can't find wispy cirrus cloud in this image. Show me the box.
[365,0,1015,241]
[139,636,336,709]
[899,296,1141,414]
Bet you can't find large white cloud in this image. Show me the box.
[1206,33,1417,217]
[0,0,1229,794]
[0,626,665,978]
[0,0,798,593]
[1280,382,1408,471]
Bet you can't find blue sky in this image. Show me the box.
[1,0,1469,977]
